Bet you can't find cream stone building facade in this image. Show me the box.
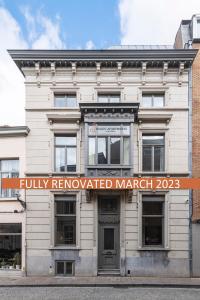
[9,48,196,277]
[0,126,29,275]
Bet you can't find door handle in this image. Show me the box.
[106,251,112,255]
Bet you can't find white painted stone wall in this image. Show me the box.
[23,65,190,276]
[0,136,26,273]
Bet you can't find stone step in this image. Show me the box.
[98,269,120,276]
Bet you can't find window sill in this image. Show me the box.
[139,171,165,174]
[135,171,190,176]
[51,172,84,176]
[49,246,80,250]
[138,247,170,251]
[0,197,17,201]
[52,107,79,110]
[139,107,189,111]
[87,166,131,169]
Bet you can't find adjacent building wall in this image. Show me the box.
[174,15,200,276]
[0,134,26,274]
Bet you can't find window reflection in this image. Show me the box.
[89,138,95,165]
[55,135,76,172]
[110,137,120,164]
[98,138,107,164]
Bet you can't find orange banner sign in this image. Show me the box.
[2,177,200,190]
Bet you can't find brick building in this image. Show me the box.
[175,14,200,276]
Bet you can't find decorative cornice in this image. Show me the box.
[8,49,197,75]
[79,102,139,115]
[142,62,147,85]
[178,62,185,86]
[138,112,172,124]
[0,126,30,137]
[162,62,168,85]
[47,112,81,123]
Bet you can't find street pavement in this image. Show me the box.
[0,287,200,300]
[1,276,200,287]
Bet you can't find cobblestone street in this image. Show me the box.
[0,287,200,300]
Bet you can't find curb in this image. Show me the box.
[0,283,200,288]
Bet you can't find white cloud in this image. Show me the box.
[119,0,200,44]
[21,7,65,49]
[21,6,37,42]
[32,12,65,49]
[85,40,95,50]
[0,7,27,125]
[0,6,66,125]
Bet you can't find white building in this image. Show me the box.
[0,126,29,275]
[9,48,196,277]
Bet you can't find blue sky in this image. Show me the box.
[0,0,200,125]
[2,0,120,49]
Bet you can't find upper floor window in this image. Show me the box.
[55,195,76,246]
[0,159,19,197]
[55,135,76,172]
[142,135,164,172]
[54,94,77,108]
[88,124,130,165]
[142,93,164,108]
[98,94,120,103]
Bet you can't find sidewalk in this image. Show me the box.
[0,276,200,288]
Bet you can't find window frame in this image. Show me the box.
[0,159,19,198]
[142,197,164,247]
[142,93,165,108]
[97,93,121,103]
[0,223,22,268]
[54,135,77,173]
[138,193,169,250]
[54,195,77,247]
[88,124,131,166]
[55,260,75,276]
[54,93,77,108]
[142,134,165,172]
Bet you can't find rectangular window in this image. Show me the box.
[123,137,130,164]
[197,20,200,37]
[142,94,164,107]
[0,159,19,198]
[56,261,74,276]
[98,94,120,103]
[88,124,130,165]
[110,137,120,164]
[54,94,77,108]
[55,195,76,246]
[0,223,22,268]
[97,137,108,164]
[89,138,95,165]
[142,196,164,247]
[142,135,164,172]
[55,135,76,172]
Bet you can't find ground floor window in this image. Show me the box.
[0,223,21,270]
[55,195,76,246]
[142,196,164,247]
[55,260,74,276]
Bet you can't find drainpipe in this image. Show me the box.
[188,65,193,277]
